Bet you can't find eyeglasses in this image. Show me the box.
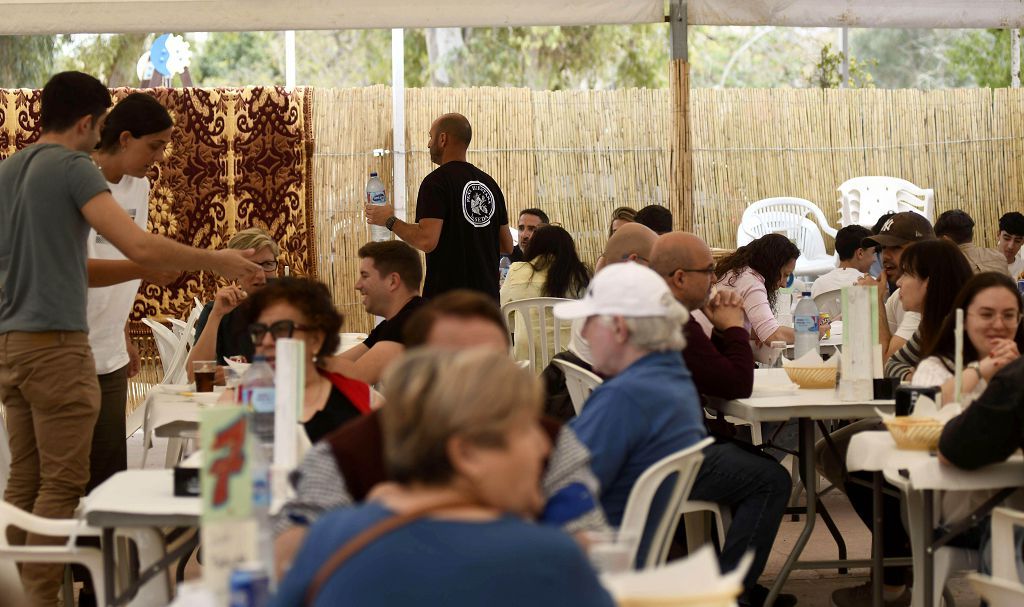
[665,266,716,277]
[258,260,279,272]
[248,320,312,344]
[968,311,1021,327]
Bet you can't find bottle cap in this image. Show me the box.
[370,172,378,177]
[802,291,811,297]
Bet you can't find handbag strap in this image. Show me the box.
[303,499,473,606]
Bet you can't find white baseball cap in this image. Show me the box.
[554,262,688,321]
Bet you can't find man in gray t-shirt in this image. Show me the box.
[0,71,260,605]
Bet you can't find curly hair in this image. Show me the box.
[715,233,800,310]
[244,276,342,358]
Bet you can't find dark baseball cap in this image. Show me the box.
[862,211,935,248]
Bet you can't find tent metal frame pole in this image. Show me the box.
[285,30,296,90]
[1012,28,1020,88]
[392,28,407,221]
[670,0,687,61]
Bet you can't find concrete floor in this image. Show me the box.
[128,435,981,607]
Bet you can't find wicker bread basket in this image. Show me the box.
[783,366,838,389]
[883,417,944,451]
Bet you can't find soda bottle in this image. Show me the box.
[366,172,390,242]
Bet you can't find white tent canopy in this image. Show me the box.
[2,0,1024,35]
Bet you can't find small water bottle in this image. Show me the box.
[498,256,511,285]
[793,291,820,360]
[366,172,390,242]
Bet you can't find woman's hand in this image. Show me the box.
[979,339,1019,379]
[211,285,247,317]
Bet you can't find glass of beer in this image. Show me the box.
[193,361,217,393]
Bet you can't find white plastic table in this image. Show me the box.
[706,369,895,607]
[849,431,1024,607]
[83,470,200,606]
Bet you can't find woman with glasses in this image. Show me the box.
[912,271,1024,404]
[187,227,281,376]
[245,277,372,444]
[713,233,802,348]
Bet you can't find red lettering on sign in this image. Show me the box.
[209,416,247,507]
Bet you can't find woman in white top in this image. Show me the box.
[911,272,1024,405]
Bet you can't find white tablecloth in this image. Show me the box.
[849,431,1024,492]
[83,469,199,525]
[709,368,894,423]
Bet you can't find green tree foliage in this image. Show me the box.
[0,36,58,88]
[57,34,151,87]
[947,29,1012,88]
[194,32,283,87]
[810,42,876,89]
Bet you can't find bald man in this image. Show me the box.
[650,233,793,607]
[595,222,658,272]
[650,232,753,400]
[366,112,513,300]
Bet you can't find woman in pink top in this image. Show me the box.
[714,234,800,345]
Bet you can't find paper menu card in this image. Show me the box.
[601,546,748,605]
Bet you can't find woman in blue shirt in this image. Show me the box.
[272,348,614,607]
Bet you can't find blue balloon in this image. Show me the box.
[150,34,171,77]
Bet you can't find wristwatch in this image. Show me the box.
[966,360,982,378]
[385,216,398,231]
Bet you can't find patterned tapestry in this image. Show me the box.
[0,86,316,322]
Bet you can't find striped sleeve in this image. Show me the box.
[884,330,922,381]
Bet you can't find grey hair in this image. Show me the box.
[622,298,689,351]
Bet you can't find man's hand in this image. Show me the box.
[212,285,248,318]
[211,248,261,282]
[856,269,889,302]
[140,268,180,287]
[702,288,745,330]
[126,340,142,378]
[365,202,395,227]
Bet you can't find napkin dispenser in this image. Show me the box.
[173,466,200,497]
[839,285,881,401]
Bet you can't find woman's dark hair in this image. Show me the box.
[898,239,973,344]
[523,225,592,298]
[921,272,1024,364]
[715,233,800,310]
[97,93,173,152]
[244,277,342,358]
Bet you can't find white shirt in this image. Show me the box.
[86,176,151,374]
[1010,253,1024,280]
[885,289,920,342]
[809,267,863,318]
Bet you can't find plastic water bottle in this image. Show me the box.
[239,355,276,586]
[366,172,390,242]
[793,291,820,360]
[498,255,511,285]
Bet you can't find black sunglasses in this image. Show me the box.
[248,320,312,344]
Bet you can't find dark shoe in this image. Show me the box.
[830,581,909,607]
[739,584,798,607]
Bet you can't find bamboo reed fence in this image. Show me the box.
[310,85,1023,331]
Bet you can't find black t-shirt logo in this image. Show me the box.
[462,181,496,228]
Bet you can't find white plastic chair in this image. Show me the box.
[838,176,935,229]
[551,358,602,415]
[967,507,1024,607]
[0,502,108,605]
[619,436,714,570]
[736,197,839,279]
[500,297,572,373]
[884,469,980,607]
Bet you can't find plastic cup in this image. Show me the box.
[193,360,217,392]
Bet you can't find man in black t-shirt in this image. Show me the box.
[324,240,426,384]
[365,112,513,300]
